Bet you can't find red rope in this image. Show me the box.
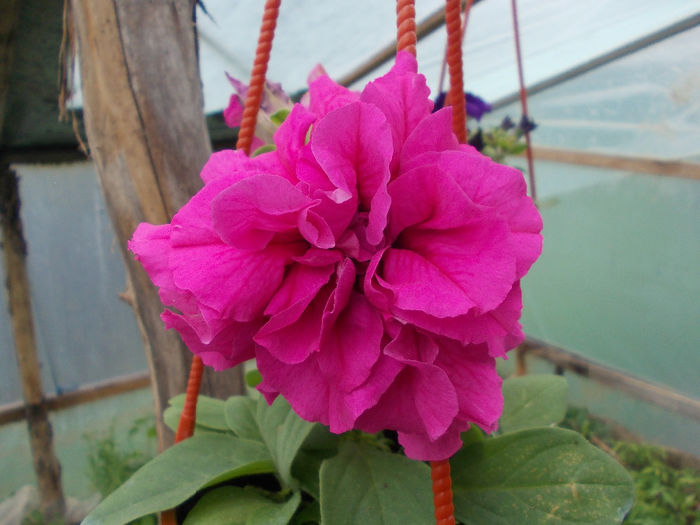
[437,0,474,105]
[444,0,467,143]
[236,0,283,154]
[431,460,456,525]
[175,355,204,442]
[510,0,537,201]
[396,0,417,56]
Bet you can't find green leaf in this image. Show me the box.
[256,396,315,489]
[246,368,263,388]
[82,434,274,525]
[183,486,300,525]
[451,427,634,524]
[252,144,276,156]
[224,396,315,489]
[461,424,485,447]
[249,491,301,525]
[292,424,341,498]
[270,108,291,126]
[165,394,230,432]
[319,441,433,525]
[500,374,568,433]
[225,396,264,442]
[291,501,320,525]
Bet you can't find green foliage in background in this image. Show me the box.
[562,407,700,524]
[83,416,157,525]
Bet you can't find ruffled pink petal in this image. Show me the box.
[256,258,353,366]
[210,173,315,250]
[311,102,392,245]
[437,150,543,277]
[256,347,331,424]
[162,310,259,371]
[307,75,360,120]
[399,221,516,313]
[355,361,458,441]
[257,346,404,434]
[397,419,470,461]
[255,263,335,363]
[387,164,482,238]
[393,284,524,355]
[399,108,459,173]
[129,223,176,291]
[360,51,433,175]
[317,291,383,392]
[434,338,503,432]
[224,94,244,128]
[380,248,478,317]
[200,149,284,184]
[274,104,316,179]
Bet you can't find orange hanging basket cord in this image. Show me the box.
[431,459,456,525]
[396,0,417,56]
[444,0,468,143]
[236,0,283,155]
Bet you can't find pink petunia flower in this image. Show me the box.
[129,52,542,460]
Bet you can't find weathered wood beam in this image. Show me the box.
[0,370,151,427]
[520,337,700,422]
[529,146,700,180]
[68,0,244,449]
[1,164,66,522]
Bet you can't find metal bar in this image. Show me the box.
[521,337,700,422]
[491,14,700,110]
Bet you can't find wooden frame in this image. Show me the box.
[0,371,150,427]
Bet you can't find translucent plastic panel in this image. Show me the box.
[351,0,697,101]
[483,27,700,161]
[3,163,147,399]
[195,0,444,113]
[0,388,154,500]
[520,160,700,398]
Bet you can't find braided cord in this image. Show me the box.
[174,355,204,442]
[431,460,456,525]
[445,0,467,143]
[236,0,282,154]
[396,0,417,56]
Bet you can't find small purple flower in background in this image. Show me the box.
[519,114,537,134]
[433,91,492,121]
[500,116,515,130]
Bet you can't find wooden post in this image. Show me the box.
[68,0,244,448]
[1,165,67,521]
[2,2,66,520]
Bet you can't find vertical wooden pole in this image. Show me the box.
[0,164,67,521]
[68,0,244,449]
[2,2,66,521]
